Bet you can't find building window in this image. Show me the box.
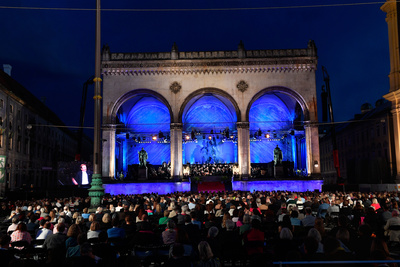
[9,105,13,113]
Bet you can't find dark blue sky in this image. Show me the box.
[0,0,390,135]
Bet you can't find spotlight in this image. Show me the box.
[265,133,270,138]
[230,135,234,139]
[208,135,212,140]
[152,136,157,141]
[185,135,190,140]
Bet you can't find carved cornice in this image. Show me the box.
[102,61,316,76]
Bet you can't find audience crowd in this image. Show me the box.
[1,190,400,266]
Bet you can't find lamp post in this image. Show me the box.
[88,0,104,208]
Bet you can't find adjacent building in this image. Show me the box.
[0,66,79,196]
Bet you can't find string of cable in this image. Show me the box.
[0,1,388,12]
[27,117,387,130]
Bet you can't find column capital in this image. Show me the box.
[170,123,183,130]
[236,122,250,129]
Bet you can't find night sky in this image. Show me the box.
[0,0,390,138]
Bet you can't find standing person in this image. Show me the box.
[72,163,92,187]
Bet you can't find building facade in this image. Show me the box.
[0,67,78,196]
[320,100,395,185]
[100,41,321,180]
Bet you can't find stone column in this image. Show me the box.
[304,123,321,177]
[170,123,183,179]
[384,91,400,182]
[102,124,116,179]
[382,1,400,182]
[381,0,400,93]
[237,122,250,180]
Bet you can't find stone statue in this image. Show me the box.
[139,148,148,167]
[273,145,283,166]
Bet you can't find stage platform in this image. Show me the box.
[103,178,323,195]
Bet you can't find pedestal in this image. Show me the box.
[274,165,284,178]
[138,167,148,180]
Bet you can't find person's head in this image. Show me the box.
[163,210,169,217]
[167,219,176,230]
[80,164,87,172]
[16,222,27,232]
[102,213,111,224]
[57,222,66,233]
[208,226,219,238]
[90,221,100,231]
[75,216,84,225]
[44,221,51,229]
[67,224,81,238]
[225,219,235,231]
[198,241,214,261]
[280,227,293,240]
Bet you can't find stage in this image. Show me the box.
[103,178,323,195]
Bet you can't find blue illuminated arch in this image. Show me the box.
[180,88,240,164]
[110,89,173,124]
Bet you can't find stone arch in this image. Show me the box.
[109,89,174,124]
[245,86,310,122]
[178,87,241,123]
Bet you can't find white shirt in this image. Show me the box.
[82,171,89,185]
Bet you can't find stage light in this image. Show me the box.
[230,135,234,139]
[152,136,157,141]
[185,135,190,140]
[265,133,270,138]
[208,135,212,140]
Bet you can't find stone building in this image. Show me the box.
[320,100,395,185]
[100,41,321,180]
[0,66,78,196]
